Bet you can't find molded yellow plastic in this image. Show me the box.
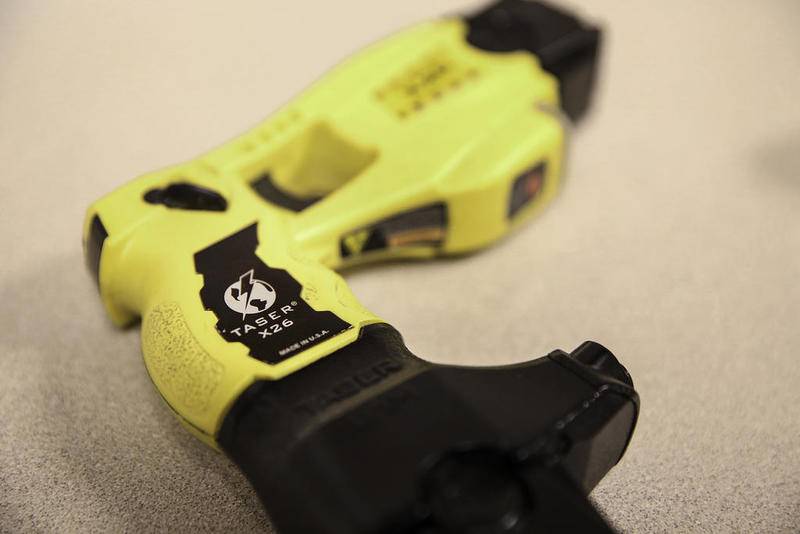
[83,19,565,446]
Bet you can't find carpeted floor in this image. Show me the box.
[1,1,798,532]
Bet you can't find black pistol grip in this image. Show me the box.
[218,324,638,534]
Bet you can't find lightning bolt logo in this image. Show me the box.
[223,269,277,320]
[237,269,256,320]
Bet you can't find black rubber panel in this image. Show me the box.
[219,323,638,534]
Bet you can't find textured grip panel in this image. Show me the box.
[142,302,225,417]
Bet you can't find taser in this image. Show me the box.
[84,1,639,532]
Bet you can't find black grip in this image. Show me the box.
[218,324,638,534]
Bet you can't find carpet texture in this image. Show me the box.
[1,1,799,532]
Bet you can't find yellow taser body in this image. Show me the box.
[83,18,566,447]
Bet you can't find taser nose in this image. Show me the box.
[464,0,602,121]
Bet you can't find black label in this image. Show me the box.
[194,224,351,364]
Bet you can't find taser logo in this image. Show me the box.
[223,269,277,319]
[196,224,351,363]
